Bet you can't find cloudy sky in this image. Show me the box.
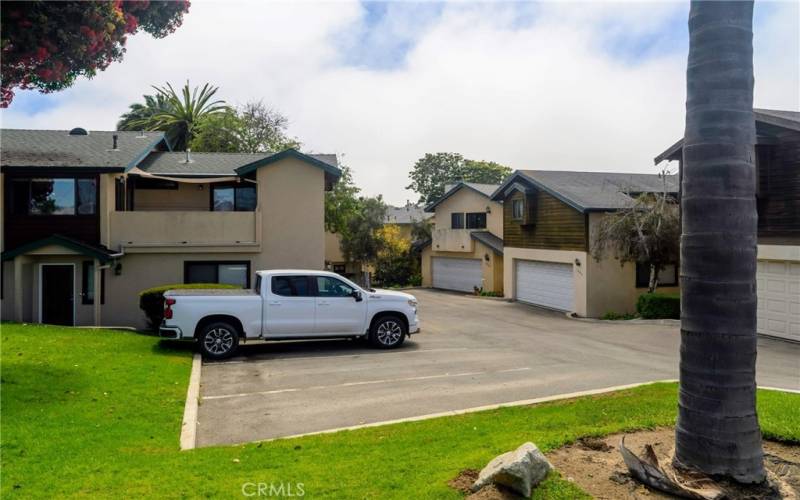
[2,0,798,205]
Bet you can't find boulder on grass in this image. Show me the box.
[472,442,553,497]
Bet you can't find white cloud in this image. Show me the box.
[1,0,797,204]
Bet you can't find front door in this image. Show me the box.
[313,275,367,335]
[41,264,74,325]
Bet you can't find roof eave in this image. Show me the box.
[124,133,170,172]
[235,149,342,179]
[491,171,588,213]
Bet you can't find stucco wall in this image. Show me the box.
[585,212,679,317]
[254,157,325,270]
[435,187,503,237]
[133,181,211,211]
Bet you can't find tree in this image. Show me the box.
[374,224,417,287]
[116,93,172,131]
[190,101,300,153]
[1,1,189,107]
[676,0,764,483]
[325,166,362,236]
[590,173,680,293]
[340,196,388,267]
[406,153,512,204]
[118,81,229,150]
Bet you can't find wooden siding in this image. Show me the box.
[503,189,587,251]
[756,133,800,240]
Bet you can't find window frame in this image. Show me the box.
[183,260,251,288]
[635,262,678,288]
[210,183,257,212]
[451,212,465,229]
[511,199,525,220]
[465,212,487,229]
[9,176,98,216]
[314,275,356,298]
[81,260,105,305]
[270,275,314,297]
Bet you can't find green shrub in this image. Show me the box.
[636,292,680,319]
[138,283,239,330]
[601,311,638,320]
[479,290,503,297]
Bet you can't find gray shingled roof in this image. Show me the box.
[384,205,432,224]
[138,151,339,176]
[492,170,677,212]
[0,129,164,170]
[470,231,503,255]
[424,182,501,212]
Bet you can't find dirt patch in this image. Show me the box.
[547,427,800,499]
[448,469,523,499]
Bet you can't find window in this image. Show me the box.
[451,212,465,229]
[8,177,96,215]
[635,263,678,288]
[212,185,257,211]
[81,261,105,305]
[254,274,262,293]
[271,276,312,297]
[184,261,250,288]
[316,276,355,297]
[466,212,487,229]
[333,264,346,274]
[115,178,126,211]
[512,199,524,220]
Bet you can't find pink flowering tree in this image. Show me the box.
[0,1,190,107]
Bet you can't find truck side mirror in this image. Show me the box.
[352,290,363,302]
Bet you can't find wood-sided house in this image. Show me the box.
[655,108,800,342]
[490,171,679,317]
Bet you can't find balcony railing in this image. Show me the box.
[109,211,258,249]
[431,228,474,253]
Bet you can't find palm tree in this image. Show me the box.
[676,0,764,483]
[116,93,171,132]
[117,81,228,150]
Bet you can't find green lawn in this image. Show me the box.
[2,323,798,499]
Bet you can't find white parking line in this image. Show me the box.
[203,347,471,366]
[202,366,532,401]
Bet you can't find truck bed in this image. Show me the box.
[165,289,257,296]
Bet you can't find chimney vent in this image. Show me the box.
[184,148,193,163]
[112,134,118,150]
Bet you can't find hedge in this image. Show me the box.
[636,292,680,319]
[139,283,239,330]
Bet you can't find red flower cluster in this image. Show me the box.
[1,0,190,107]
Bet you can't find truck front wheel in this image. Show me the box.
[198,322,240,360]
[370,315,406,349]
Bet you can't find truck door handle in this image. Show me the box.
[269,301,281,306]
[318,301,330,306]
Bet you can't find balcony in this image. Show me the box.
[109,211,259,252]
[431,228,474,253]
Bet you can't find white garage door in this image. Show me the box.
[757,260,800,342]
[432,257,482,292]
[515,260,574,312]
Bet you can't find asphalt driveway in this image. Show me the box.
[196,289,800,447]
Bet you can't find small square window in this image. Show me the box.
[451,213,465,229]
[466,212,486,229]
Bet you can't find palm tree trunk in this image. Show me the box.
[676,0,764,483]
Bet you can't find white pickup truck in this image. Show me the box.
[159,269,420,359]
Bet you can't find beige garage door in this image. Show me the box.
[756,259,800,342]
[515,260,574,312]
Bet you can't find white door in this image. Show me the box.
[757,259,800,342]
[313,275,367,335]
[432,257,483,292]
[515,260,574,312]
[264,275,316,336]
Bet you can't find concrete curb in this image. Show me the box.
[565,312,681,326]
[180,353,202,451]
[250,379,679,444]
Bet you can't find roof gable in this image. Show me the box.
[235,149,341,179]
[424,182,500,212]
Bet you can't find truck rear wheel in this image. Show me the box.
[198,322,240,360]
[370,315,406,349]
